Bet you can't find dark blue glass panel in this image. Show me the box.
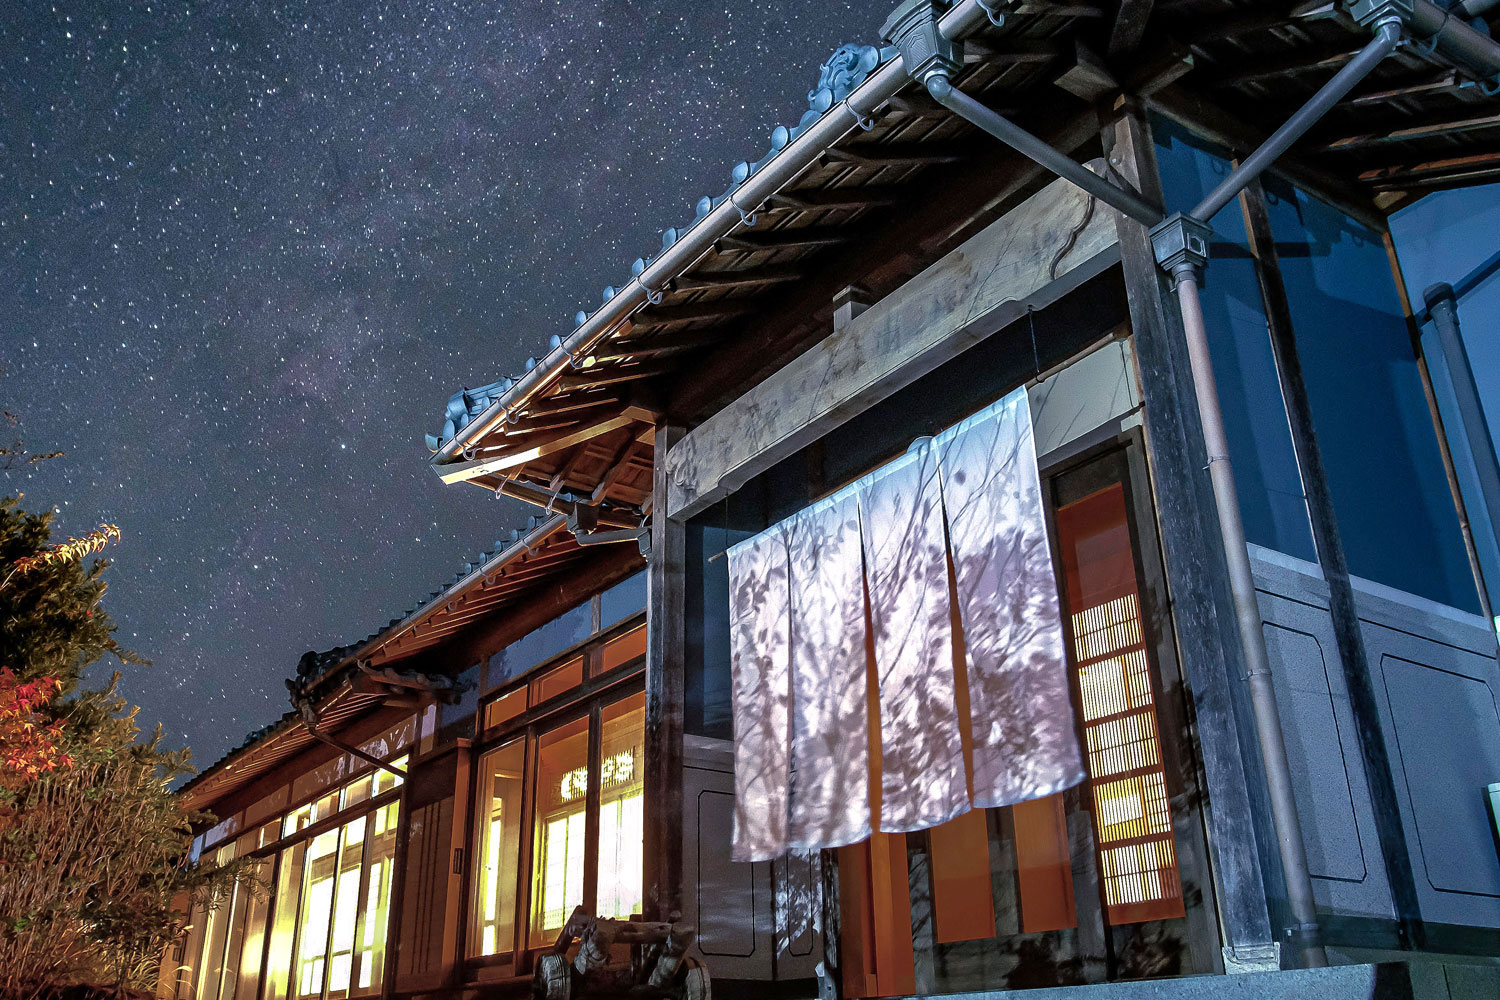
[1152,118,1317,561]
[486,601,593,691]
[600,571,646,628]
[436,661,481,746]
[1262,178,1479,612]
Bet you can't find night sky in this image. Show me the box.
[1,1,869,769]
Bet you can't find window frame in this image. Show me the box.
[465,611,648,978]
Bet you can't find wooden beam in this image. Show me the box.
[591,436,649,504]
[556,362,671,393]
[644,422,686,923]
[715,226,851,253]
[1101,107,1279,966]
[767,186,904,211]
[624,300,752,330]
[1210,46,1360,89]
[435,413,639,483]
[1323,111,1500,151]
[1109,0,1155,57]
[820,142,972,168]
[674,265,804,291]
[663,172,1120,520]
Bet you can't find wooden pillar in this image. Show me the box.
[1102,105,1280,969]
[644,421,687,922]
[1240,180,1425,948]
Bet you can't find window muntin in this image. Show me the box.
[596,624,647,677]
[530,715,590,946]
[596,693,645,921]
[530,655,584,705]
[471,740,525,958]
[1057,482,1184,925]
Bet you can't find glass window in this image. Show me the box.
[487,602,593,691]
[596,625,647,677]
[1262,177,1481,612]
[264,840,308,1000]
[600,571,647,628]
[530,716,590,946]
[1152,116,1316,561]
[597,693,645,921]
[355,801,398,994]
[325,816,367,999]
[293,827,340,997]
[483,686,528,732]
[471,740,525,957]
[529,656,584,705]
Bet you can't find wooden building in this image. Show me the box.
[165,2,1500,998]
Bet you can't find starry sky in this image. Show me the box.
[1,1,873,769]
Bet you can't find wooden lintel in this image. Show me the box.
[716,226,850,253]
[435,413,639,483]
[674,265,804,291]
[663,172,1120,520]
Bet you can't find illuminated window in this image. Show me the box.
[260,781,402,999]
[530,656,584,704]
[530,716,590,945]
[596,625,647,677]
[1056,482,1185,925]
[483,687,528,731]
[597,693,644,920]
[471,740,525,957]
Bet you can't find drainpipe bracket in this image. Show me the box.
[1346,0,1414,29]
[1149,213,1212,279]
[881,0,964,83]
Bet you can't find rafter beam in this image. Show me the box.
[592,436,650,505]
[820,142,972,168]
[625,301,751,330]
[434,412,639,483]
[1109,0,1154,56]
[556,362,672,393]
[674,265,804,291]
[1323,111,1500,150]
[592,330,722,364]
[716,226,850,253]
[767,186,904,211]
[1210,46,1360,89]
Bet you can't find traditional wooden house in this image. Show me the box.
[165,1,1500,999]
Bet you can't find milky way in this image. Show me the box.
[1,0,869,768]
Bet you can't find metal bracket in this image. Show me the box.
[729,192,758,227]
[644,284,666,305]
[1346,0,1414,27]
[1149,213,1213,277]
[845,102,875,130]
[977,0,1007,28]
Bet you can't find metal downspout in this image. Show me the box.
[1423,282,1500,625]
[887,0,1414,968]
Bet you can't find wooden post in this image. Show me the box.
[644,421,687,922]
[1103,105,1280,969]
[1240,180,1426,949]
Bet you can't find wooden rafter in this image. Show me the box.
[821,142,971,167]
[556,362,672,393]
[436,412,640,483]
[592,330,722,364]
[767,186,904,211]
[624,301,752,330]
[716,226,850,253]
[1323,111,1500,151]
[674,265,804,291]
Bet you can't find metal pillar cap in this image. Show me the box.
[1150,213,1213,275]
[881,0,963,82]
